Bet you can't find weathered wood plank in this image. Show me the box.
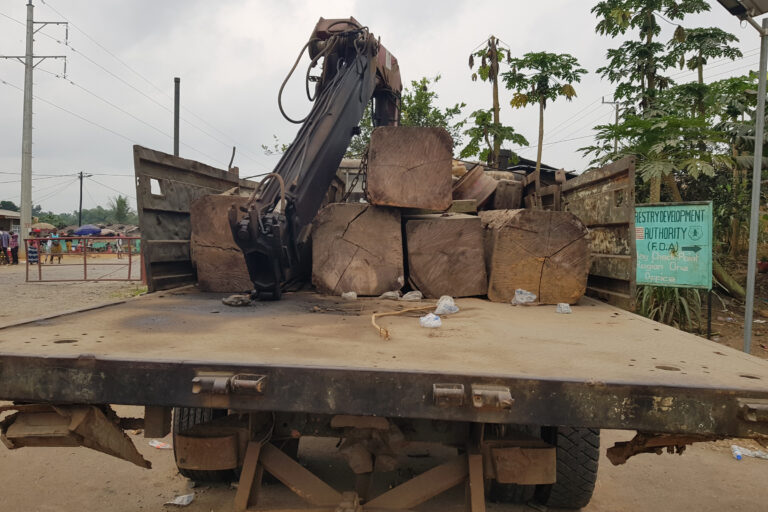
[260,443,342,507]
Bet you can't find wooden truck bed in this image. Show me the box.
[1,289,767,438]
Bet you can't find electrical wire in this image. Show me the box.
[86,176,136,200]
[38,0,272,171]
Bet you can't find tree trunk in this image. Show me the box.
[488,37,501,168]
[663,173,683,202]
[713,259,745,300]
[649,177,661,203]
[536,98,545,175]
[730,144,743,256]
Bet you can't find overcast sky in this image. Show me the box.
[0,0,762,214]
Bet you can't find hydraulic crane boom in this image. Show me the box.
[229,17,401,299]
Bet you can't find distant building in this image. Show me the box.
[0,209,20,234]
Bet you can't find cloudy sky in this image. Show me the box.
[0,0,761,214]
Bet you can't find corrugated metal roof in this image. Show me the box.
[0,209,20,218]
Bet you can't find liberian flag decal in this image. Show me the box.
[635,227,645,240]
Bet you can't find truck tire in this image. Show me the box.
[535,427,600,509]
[172,407,238,482]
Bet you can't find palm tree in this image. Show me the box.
[108,195,132,223]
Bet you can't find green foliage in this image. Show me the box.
[0,200,19,212]
[108,195,132,223]
[592,0,710,109]
[399,75,466,149]
[261,135,291,156]
[637,285,702,332]
[459,109,528,164]
[666,27,742,80]
[502,52,587,109]
[344,76,465,158]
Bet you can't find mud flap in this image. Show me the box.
[0,404,151,469]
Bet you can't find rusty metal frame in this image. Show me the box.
[24,236,141,282]
[0,354,767,438]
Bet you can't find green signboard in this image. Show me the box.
[635,202,712,290]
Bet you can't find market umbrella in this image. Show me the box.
[73,224,101,236]
[31,222,55,230]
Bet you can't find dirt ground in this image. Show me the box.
[0,263,767,511]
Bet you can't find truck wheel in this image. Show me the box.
[535,427,600,509]
[489,481,536,504]
[172,407,238,482]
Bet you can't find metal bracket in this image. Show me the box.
[739,398,768,423]
[192,373,267,395]
[433,383,465,407]
[471,384,514,410]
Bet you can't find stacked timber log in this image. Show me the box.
[480,209,590,304]
[311,126,590,304]
[190,194,252,292]
[312,204,404,296]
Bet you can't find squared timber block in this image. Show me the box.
[312,203,404,296]
[190,194,252,293]
[492,180,523,210]
[480,209,589,304]
[366,126,453,210]
[405,213,487,298]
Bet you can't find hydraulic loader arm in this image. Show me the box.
[229,17,401,299]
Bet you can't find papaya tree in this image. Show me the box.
[465,36,526,167]
[592,0,710,201]
[502,52,587,176]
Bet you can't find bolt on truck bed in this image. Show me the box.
[1,288,767,438]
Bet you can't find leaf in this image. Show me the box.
[471,72,478,82]
[468,54,474,69]
[560,84,577,100]
[510,93,529,109]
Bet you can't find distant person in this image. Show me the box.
[116,236,124,259]
[27,235,39,265]
[9,233,18,265]
[48,230,63,264]
[0,230,9,265]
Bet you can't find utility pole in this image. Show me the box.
[174,77,180,156]
[0,1,66,253]
[77,171,92,226]
[602,97,620,154]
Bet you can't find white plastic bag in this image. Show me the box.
[378,290,401,300]
[511,288,537,305]
[341,291,357,300]
[165,493,195,506]
[434,295,459,315]
[401,290,423,302]
[556,303,572,314]
[419,313,442,328]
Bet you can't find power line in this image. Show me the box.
[86,176,136,200]
[1,76,138,143]
[33,2,271,170]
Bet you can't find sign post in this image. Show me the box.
[635,202,713,335]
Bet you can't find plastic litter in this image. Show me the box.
[149,440,172,450]
[731,444,768,461]
[511,288,537,305]
[221,294,252,307]
[419,313,442,328]
[401,291,423,302]
[556,303,572,314]
[164,493,195,506]
[378,291,401,300]
[341,291,357,300]
[434,296,459,315]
